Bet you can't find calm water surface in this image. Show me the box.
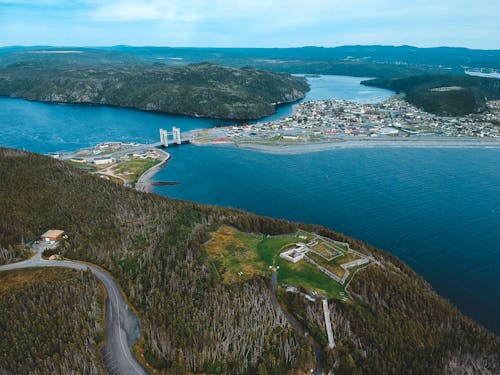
[155,145,500,334]
[1,76,498,334]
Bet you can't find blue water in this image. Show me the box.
[0,75,498,335]
[256,75,393,122]
[0,75,392,154]
[155,146,500,334]
[0,98,232,154]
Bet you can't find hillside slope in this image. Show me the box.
[363,74,500,116]
[0,148,498,374]
[0,268,106,374]
[0,61,309,120]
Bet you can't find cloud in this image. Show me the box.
[85,0,495,23]
[90,1,200,22]
[1,0,498,48]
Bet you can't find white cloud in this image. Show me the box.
[86,0,496,23]
[1,0,498,48]
[90,1,200,22]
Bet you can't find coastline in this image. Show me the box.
[193,137,500,155]
[0,87,306,122]
[135,148,171,193]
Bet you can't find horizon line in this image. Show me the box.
[1,44,499,51]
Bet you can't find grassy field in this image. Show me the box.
[113,158,160,184]
[205,226,265,283]
[307,252,346,278]
[64,160,98,172]
[296,229,316,242]
[205,226,347,298]
[310,242,339,259]
[0,268,67,294]
[330,242,348,252]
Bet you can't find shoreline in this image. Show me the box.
[51,141,171,193]
[193,137,500,155]
[0,93,305,123]
[135,148,171,193]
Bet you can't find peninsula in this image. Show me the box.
[53,141,169,190]
[0,61,309,120]
[188,96,500,153]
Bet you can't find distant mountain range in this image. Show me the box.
[1,45,499,117]
[2,45,499,70]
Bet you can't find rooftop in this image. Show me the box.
[41,229,64,238]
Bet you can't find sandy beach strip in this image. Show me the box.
[224,137,500,155]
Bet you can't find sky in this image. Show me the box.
[0,0,499,49]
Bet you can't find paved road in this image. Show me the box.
[271,270,323,375]
[0,243,147,375]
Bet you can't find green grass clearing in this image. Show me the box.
[113,158,160,184]
[205,226,347,299]
[64,160,97,172]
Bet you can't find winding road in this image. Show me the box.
[0,242,147,375]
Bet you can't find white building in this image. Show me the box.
[280,243,308,263]
[93,157,114,165]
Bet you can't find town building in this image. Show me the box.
[93,157,114,165]
[41,229,64,242]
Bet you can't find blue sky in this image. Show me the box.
[0,0,498,49]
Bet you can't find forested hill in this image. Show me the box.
[0,147,499,374]
[363,74,500,116]
[0,61,309,120]
[0,268,106,374]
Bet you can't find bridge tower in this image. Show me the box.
[159,128,169,147]
[172,127,181,145]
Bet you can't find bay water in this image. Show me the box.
[0,76,498,334]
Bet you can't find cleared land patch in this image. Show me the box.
[205,226,373,299]
[112,157,160,184]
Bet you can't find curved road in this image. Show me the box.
[0,243,147,375]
